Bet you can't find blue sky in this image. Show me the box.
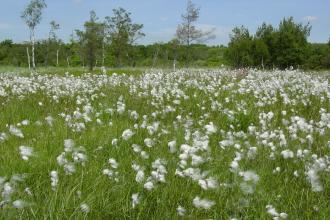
[0,0,329,45]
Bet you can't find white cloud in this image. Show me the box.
[303,16,318,22]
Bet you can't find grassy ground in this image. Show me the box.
[0,66,145,76]
[0,68,330,219]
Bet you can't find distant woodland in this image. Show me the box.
[1,0,329,70]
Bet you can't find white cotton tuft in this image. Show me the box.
[80,203,90,213]
[19,146,34,161]
[111,138,118,147]
[144,181,154,191]
[131,193,140,208]
[108,158,118,169]
[135,170,145,183]
[306,169,323,192]
[240,170,260,183]
[177,205,186,216]
[168,140,177,153]
[198,177,218,190]
[64,139,75,152]
[45,116,54,126]
[13,200,27,209]
[122,129,134,140]
[9,125,24,138]
[64,163,76,174]
[144,138,154,148]
[191,155,205,166]
[204,122,217,134]
[192,196,215,209]
[281,150,294,159]
[50,171,58,191]
[2,182,13,200]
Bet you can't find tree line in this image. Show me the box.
[0,38,226,69]
[225,17,330,70]
[0,0,329,70]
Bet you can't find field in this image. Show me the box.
[0,68,330,219]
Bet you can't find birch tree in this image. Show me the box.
[49,21,60,66]
[21,0,47,70]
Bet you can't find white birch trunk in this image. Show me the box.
[66,57,70,67]
[102,41,105,67]
[26,47,31,70]
[56,49,59,66]
[31,30,36,70]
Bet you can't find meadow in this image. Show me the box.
[0,68,330,219]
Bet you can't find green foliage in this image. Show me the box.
[21,0,47,70]
[105,8,145,67]
[1,37,327,70]
[21,0,47,30]
[274,17,311,69]
[0,40,28,67]
[255,23,276,67]
[2,10,330,70]
[225,17,324,70]
[251,39,269,68]
[76,11,105,71]
[225,26,253,68]
[303,43,330,69]
[0,39,227,69]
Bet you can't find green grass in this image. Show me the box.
[0,65,144,76]
[0,68,330,219]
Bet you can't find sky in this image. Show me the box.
[0,0,329,46]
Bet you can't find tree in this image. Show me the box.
[252,39,269,69]
[0,40,13,65]
[45,21,60,66]
[21,0,47,70]
[320,40,330,68]
[169,39,180,70]
[176,0,215,65]
[255,23,276,67]
[105,7,145,67]
[225,18,314,70]
[225,26,253,68]
[274,17,311,69]
[50,21,60,66]
[76,11,104,71]
[49,21,60,40]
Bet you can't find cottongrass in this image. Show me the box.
[131,193,140,208]
[50,171,58,191]
[19,146,34,161]
[0,69,330,219]
[80,203,90,214]
[9,125,24,138]
[122,129,134,140]
[266,204,288,219]
[177,205,186,216]
[193,196,215,209]
[12,200,27,209]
